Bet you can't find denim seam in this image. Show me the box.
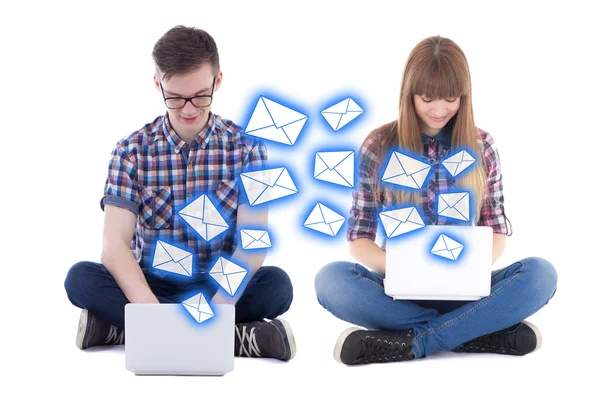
[353,263,385,290]
[413,261,526,358]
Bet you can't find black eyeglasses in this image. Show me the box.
[160,77,216,109]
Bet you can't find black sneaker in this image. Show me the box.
[333,327,416,365]
[453,321,542,356]
[235,319,296,361]
[76,309,124,350]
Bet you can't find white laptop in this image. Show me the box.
[125,303,234,376]
[384,225,493,301]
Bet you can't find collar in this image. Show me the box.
[158,112,216,152]
[421,122,452,147]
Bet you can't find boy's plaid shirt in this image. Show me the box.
[347,124,511,248]
[101,113,267,280]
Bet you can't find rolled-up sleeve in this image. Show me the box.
[346,138,381,242]
[477,131,512,235]
[100,145,139,215]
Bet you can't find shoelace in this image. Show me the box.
[105,325,124,345]
[360,336,408,362]
[463,327,518,353]
[236,326,261,357]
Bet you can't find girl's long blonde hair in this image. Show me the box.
[371,35,488,221]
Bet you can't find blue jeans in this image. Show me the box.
[65,261,293,329]
[314,257,557,358]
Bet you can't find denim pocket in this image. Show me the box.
[139,186,173,229]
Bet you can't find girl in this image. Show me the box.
[314,35,558,365]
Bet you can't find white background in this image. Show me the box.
[2,0,598,398]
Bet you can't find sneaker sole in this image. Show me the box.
[76,309,88,350]
[277,318,296,360]
[333,327,362,364]
[523,321,542,352]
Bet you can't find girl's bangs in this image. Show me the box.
[410,60,467,99]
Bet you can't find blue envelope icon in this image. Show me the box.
[382,152,431,189]
[438,192,470,221]
[240,229,272,250]
[314,150,355,188]
[240,167,298,206]
[441,150,476,177]
[152,240,193,276]
[209,257,248,296]
[431,234,464,261]
[321,98,364,131]
[379,206,425,238]
[181,292,214,324]
[179,195,229,241]
[303,202,346,236]
[244,96,307,145]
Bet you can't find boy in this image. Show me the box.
[64,25,295,361]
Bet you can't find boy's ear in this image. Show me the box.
[153,74,161,91]
[214,70,223,91]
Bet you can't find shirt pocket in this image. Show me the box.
[212,180,239,222]
[138,186,174,230]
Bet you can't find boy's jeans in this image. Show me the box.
[65,261,293,329]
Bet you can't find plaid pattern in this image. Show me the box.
[101,113,267,278]
[347,126,511,247]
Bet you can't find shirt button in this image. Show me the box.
[187,193,192,198]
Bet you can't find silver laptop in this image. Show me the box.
[125,303,234,376]
[384,225,493,301]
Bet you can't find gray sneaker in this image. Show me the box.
[76,309,124,350]
[234,319,296,361]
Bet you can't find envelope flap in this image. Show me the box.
[318,151,353,170]
[397,152,430,175]
[242,229,267,241]
[263,97,306,128]
[431,235,447,252]
[381,207,413,223]
[245,97,275,132]
[209,257,226,275]
[272,168,297,191]
[222,259,247,275]
[319,204,345,224]
[153,241,173,266]
[242,168,279,186]
[382,154,406,180]
[346,98,364,113]
[182,293,202,309]
[322,98,350,114]
[202,198,229,226]
[304,204,326,225]
[159,241,192,263]
[379,213,401,234]
[240,230,255,247]
[406,207,425,225]
[460,150,475,162]
[443,151,464,164]
[198,294,213,315]
[179,195,205,219]
[442,192,469,208]
[443,235,463,251]
[259,232,271,246]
